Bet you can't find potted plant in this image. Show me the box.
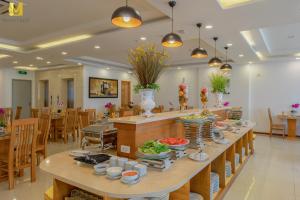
[209,72,230,107]
[105,102,116,118]
[291,103,300,115]
[129,44,168,117]
[0,108,6,133]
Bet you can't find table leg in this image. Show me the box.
[287,118,297,138]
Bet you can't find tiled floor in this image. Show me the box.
[0,135,299,200]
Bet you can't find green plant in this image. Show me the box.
[129,44,168,93]
[209,72,230,93]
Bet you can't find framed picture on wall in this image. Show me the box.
[89,77,118,98]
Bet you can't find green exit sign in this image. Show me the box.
[18,70,27,75]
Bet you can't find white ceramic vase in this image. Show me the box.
[215,92,223,107]
[140,89,156,117]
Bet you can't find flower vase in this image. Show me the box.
[215,92,223,107]
[140,89,156,117]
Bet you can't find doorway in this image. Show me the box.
[121,81,131,108]
[12,79,32,118]
[39,80,49,107]
[67,79,74,108]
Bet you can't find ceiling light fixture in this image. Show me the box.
[208,37,222,67]
[248,61,253,64]
[241,31,255,46]
[227,43,233,47]
[296,57,300,60]
[0,43,21,52]
[220,46,232,71]
[0,54,10,59]
[13,61,18,64]
[46,61,51,64]
[77,63,82,65]
[191,23,208,59]
[239,54,244,57]
[140,36,147,41]
[161,0,183,48]
[205,25,213,29]
[37,34,92,49]
[36,56,44,60]
[255,51,264,59]
[106,67,111,70]
[111,0,142,28]
[94,45,101,49]
[177,67,182,70]
[61,51,68,55]
[217,0,253,9]
[14,66,38,71]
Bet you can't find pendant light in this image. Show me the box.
[208,37,222,67]
[111,0,142,28]
[220,46,233,71]
[161,0,183,48]
[191,23,208,58]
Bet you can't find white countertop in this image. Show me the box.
[109,107,231,125]
[40,122,255,199]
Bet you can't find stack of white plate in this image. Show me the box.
[235,153,240,168]
[129,194,169,200]
[190,192,204,200]
[210,172,219,197]
[225,161,232,177]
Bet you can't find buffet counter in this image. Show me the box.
[40,122,255,200]
[109,107,230,158]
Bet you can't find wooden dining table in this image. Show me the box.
[278,114,300,138]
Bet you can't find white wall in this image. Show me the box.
[0,68,35,108]
[82,66,132,112]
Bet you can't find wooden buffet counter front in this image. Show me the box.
[40,122,255,200]
[110,107,229,159]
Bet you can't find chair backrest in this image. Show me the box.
[85,109,96,124]
[15,106,22,120]
[268,108,273,126]
[4,108,13,125]
[78,111,90,129]
[120,110,134,117]
[152,105,164,113]
[65,109,76,131]
[10,118,38,168]
[38,113,51,146]
[41,107,51,115]
[31,108,39,118]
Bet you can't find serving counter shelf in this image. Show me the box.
[40,122,255,200]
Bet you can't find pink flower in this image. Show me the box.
[223,102,230,107]
[292,103,300,109]
[201,87,207,94]
[105,102,113,109]
[0,108,4,115]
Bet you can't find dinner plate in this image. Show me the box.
[69,150,90,157]
[188,152,209,162]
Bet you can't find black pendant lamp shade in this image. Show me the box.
[161,0,183,48]
[111,0,142,28]
[220,46,232,71]
[191,23,208,58]
[208,37,222,67]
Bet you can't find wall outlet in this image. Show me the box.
[120,145,130,154]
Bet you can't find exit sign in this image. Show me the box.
[18,70,27,75]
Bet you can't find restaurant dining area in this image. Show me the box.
[1,0,300,200]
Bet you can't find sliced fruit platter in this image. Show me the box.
[137,141,171,159]
[158,138,189,148]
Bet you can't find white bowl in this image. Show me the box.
[94,163,109,174]
[122,170,139,182]
[106,167,123,177]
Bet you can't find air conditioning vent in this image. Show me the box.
[0,0,9,15]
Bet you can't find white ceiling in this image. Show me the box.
[0,0,300,70]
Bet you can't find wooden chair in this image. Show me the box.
[56,109,76,143]
[31,108,39,118]
[15,106,22,120]
[85,109,96,124]
[0,118,38,189]
[78,111,90,142]
[74,107,82,138]
[36,113,51,164]
[41,107,51,115]
[268,108,285,137]
[152,105,164,113]
[4,108,13,126]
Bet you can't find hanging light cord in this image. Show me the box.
[171,5,174,33]
[214,39,217,57]
[198,26,201,48]
[126,0,128,7]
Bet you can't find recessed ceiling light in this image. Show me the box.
[177,67,182,70]
[0,54,10,59]
[13,61,18,64]
[205,25,213,29]
[77,62,82,65]
[36,34,92,49]
[106,67,110,70]
[14,66,38,71]
[94,45,101,49]
[217,0,254,9]
[61,51,68,55]
[227,43,233,47]
[239,54,244,57]
[36,56,44,60]
[29,64,34,67]
[248,61,253,64]
[46,61,51,64]
[140,37,147,41]
[294,53,300,57]
[128,71,133,74]
[0,43,21,52]
[296,57,300,60]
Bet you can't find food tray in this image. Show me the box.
[74,154,111,165]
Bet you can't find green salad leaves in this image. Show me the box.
[139,141,170,154]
